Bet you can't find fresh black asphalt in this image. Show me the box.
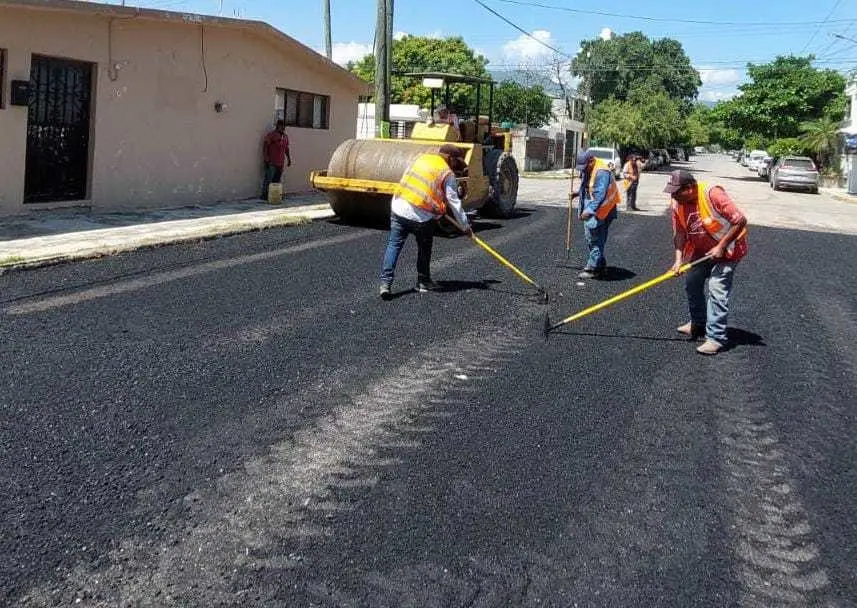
[1,202,856,606]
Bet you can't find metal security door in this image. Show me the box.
[24,55,93,203]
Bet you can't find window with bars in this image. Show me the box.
[275,88,330,129]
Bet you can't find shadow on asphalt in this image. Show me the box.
[725,327,766,347]
[722,175,769,183]
[598,266,637,282]
[548,326,765,348]
[381,279,502,300]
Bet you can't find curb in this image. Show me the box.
[0,204,336,273]
[829,192,857,204]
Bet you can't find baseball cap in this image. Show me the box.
[663,169,696,194]
[438,144,467,169]
[576,149,595,170]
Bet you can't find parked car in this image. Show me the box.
[770,156,819,193]
[746,150,767,172]
[757,156,774,179]
[585,146,622,178]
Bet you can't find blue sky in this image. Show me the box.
[125,0,857,101]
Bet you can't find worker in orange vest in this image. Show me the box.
[378,143,471,300]
[621,153,643,211]
[664,169,749,355]
[570,149,622,279]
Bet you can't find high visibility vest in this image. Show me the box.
[622,160,638,181]
[587,158,622,220]
[674,182,748,253]
[396,153,452,216]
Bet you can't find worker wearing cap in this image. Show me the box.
[664,169,748,355]
[571,149,622,279]
[378,143,472,300]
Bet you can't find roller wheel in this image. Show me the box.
[481,152,519,219]
[328,191,391,227]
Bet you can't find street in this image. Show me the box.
[2,155,856,607]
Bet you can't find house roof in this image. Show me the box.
[0,0,369,93]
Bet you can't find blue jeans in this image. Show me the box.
[685,260,736,345]
[261,163,283,198]
[583,220,610,271]
[379,214,434,285]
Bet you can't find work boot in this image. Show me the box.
[379,283,393,300]
[676,322,705,339]
[696,339,724,355]
[417,278,440,293]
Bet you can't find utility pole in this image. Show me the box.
[374,0,391,138]
[323,0,332,60]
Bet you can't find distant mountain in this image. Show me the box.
[489,69,567,98]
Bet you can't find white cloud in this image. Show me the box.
[331,41,373,66]
[699,89,738,102]
[599,27,613,41]
[502,29,556,61]
[697,67,743,87]
[394,31,408,41]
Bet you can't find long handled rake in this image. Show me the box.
[543,255,713,340]
[445,215,549,303]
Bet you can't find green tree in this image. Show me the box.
[587,85,684,149]
[799,115,841,169]
[714,55,846,141]
[571,32,700,106]
[683,103,712,147]
[767,137,808,158]
[350,35,489,111]
[492,81,554,127]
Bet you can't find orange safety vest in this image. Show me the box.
[674,182,748,253]
[587,158,622,220]
[396,153,452,216]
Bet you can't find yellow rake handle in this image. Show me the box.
[552,255,713,328]
[446,216,543,292]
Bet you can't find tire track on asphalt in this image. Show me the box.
[16,321,532,607]
[711,349,837,607]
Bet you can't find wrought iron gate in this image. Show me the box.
[24,55,93,203]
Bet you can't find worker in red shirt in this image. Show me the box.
[261,119,291,199]
[664,169,748,355]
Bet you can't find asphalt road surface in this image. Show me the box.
[2,156,856,607]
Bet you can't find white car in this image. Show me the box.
[747,150,767,172]
[585,147,622,178]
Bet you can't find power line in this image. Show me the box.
[800,0,845,53]
[490,0,857,27]
[471,0,571,58]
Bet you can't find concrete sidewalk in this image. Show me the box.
[0,194,335,272]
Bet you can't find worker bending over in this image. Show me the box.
[664,169,748,355]
[378,144,472,300]
[571,149,622,280]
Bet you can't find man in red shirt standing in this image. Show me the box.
[664,169,748,355]
[261,119,291,199]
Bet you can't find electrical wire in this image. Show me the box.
[471,0,570,59]
[488,0,857,28]
[801,0,845,54]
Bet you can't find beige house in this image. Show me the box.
[0,0,368,215]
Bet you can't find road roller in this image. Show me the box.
[309,72,520,224]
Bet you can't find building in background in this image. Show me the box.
[356,103,429,139]
[0,0,367,216]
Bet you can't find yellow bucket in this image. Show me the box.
[267,182,283,204]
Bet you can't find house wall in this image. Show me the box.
[0,6,364,214]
